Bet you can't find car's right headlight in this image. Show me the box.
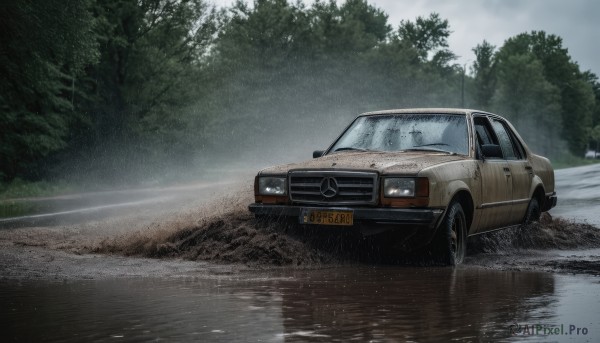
[382,177,429,199]
[257,176,287,195]
[383,178,416,197]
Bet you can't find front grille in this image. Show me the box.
[289,171,378,205]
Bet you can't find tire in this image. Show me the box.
[523,197,541,224]
[430,201,467,265]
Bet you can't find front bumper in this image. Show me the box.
[249,203,445,250]
[248,204,444,229]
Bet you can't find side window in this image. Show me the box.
[490,119,518,160]
[473,116,502,159]
[507,126,526,159]
[475,123,493,145]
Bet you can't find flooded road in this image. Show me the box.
[2,266,598,342]
[2,265,598,342]
[552,163,600,226]
[0,164,599,342]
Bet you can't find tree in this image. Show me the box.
[199,3,461,163]
[0,0,98,181]
[583,71,600,128]
[317,0,390,54]
[471,40,496,109]
[491,53,562,156]
[589,125,600,152]
[495,31,595,154]
[216,0,312,69]
[397,13,456,68]
[5,1,596,186]
[64,0,218,179]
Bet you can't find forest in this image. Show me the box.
[1,0,599,192]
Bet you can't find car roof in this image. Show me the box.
[360,108,490,116]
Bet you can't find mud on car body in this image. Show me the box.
[249,108,557,265]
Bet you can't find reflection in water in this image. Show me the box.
[1,278,284,342]
[2,266,581,342]
[276,267,556,342]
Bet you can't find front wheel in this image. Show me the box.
[430,201,467,265]
[523,197,541,224]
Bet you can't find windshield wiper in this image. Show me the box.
[412,143,449,147]
[402,147,455,154]
[333,147,376,152]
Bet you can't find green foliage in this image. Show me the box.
[471,40,496,109]
[491,53,562,156]
[584,72,600,129]
[1,1,598,186]
[93,0,216,136]
[397,13,455,67]
[61,0,219,181]
[0,178,76,200]
[551,155,600,170]
[0,0,98,181]
[195,0,465,163]
[323,0,391,53]
[216,0,391,66]
[494,31,595,155]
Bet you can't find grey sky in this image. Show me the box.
[211,0,600,75]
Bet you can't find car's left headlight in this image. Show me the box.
[257,176,287,195]
[383,178,416,197]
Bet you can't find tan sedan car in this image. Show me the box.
[249,108,557,265]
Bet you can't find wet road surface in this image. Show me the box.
[1,264,598,342]
[552,163,600,226]
[0,165,599,342]
[0,180,237,229]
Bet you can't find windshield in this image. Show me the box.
[330,114,469,155]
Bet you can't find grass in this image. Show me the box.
[551,155,600,170]
[0,178,77,200]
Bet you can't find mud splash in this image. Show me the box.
[96,213,332,266]
[92,186,600,267]
[467,213,600,254]
[92,191,337,266]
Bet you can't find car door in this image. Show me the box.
[489,118,533,225]
[473,116,514,232]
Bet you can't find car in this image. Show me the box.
[584,150,599,159]
[248,108,557,265]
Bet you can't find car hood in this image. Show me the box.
[259,151,468,175]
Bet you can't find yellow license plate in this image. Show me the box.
[300,209,354,226]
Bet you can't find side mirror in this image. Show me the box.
[481,144,503,159]
[313,150,325,158]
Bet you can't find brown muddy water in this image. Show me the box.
[1,166,600,342]
[1,267,598,342]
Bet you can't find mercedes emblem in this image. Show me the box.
[320,177,338,198]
